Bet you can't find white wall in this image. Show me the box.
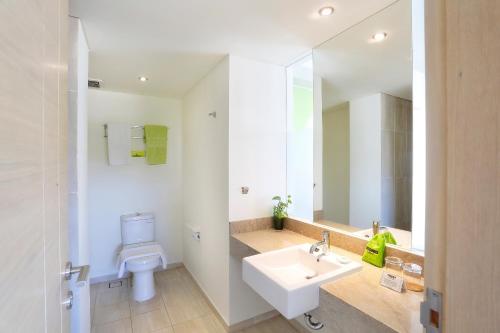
[349,94,382,228]
[182,55,287,325]
[228,56,286,324]
[182,58,230,323]
[88,90,183,279]
[228,56,287,221]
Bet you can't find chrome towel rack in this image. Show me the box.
[103,124,145,139]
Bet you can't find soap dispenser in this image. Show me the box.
[372,220,380,235]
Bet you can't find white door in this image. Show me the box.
[0,0,71,332]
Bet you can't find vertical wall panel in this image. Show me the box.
[0,0,68,331]
[445,0,500,331]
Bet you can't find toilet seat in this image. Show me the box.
[117,242,167,278]
[126,254,161,272]
[128,254,161,265]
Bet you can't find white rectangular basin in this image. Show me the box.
[242,244,362,319]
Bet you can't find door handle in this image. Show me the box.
[64,262,90,286]
[62,290,73,310]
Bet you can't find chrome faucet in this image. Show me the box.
[309,230,330,256]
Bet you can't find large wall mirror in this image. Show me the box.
[288,0,426,252]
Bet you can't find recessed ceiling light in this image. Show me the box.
[372,32,388,42]
[138,76,148,82]
[318,6,334,16]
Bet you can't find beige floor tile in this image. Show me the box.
[160,267,213,325]
[177,270,205,298]
[93,300,131,325]
[162,291,211,325]
[160,270,204,302]
[95,285,130,307]
[156,270,183,292]
[172,314,226,333]
[132,308,172,333]
[90,285,97,308]
[91,318,132,333]
[92,282,109,292]
[238,316,297,333]
[151,328,174,333]
[130,293,166,316]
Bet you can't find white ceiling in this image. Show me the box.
[314,0,412,110]
[70,0,398,98]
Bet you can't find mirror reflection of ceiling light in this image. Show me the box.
[318,6,334,16]
[138,76,148,82]
[372,32,388,42]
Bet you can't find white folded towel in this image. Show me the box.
[106,123,131,166]
[117,242,167,278]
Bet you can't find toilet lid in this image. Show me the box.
[127,254,161,265]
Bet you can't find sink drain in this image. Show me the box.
[305,272,318,279]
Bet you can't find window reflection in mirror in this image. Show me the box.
[286,55,314,221]
[309,0,425,252]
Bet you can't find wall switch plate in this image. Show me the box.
[420,288,442,332]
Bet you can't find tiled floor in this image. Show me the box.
[90,267,298,333]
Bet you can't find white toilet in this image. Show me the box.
[117,213,167,302]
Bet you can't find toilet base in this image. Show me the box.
[132,270,155,302]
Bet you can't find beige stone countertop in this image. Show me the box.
[232,229,423,333]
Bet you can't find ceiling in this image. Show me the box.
[314,0,412,110]
[70,0,398,98]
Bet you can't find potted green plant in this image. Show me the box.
[272,195,292,230]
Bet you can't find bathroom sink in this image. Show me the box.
[242,244,362,319]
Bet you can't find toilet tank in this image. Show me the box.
[121,212,155,245]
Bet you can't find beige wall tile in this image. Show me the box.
[229,217,273,234]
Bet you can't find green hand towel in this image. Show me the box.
[382,231,397,245]
[362,233,386,267]
[144,125,168,165]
